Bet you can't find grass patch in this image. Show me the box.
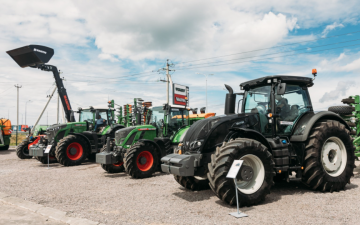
[10,133,27,146]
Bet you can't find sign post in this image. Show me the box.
[44,145,52,169]
[226,160,248,218]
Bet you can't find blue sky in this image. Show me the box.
[0,0,360,125]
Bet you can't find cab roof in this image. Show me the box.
[240,75,313,90]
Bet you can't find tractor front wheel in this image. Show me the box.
[124,142,159,179]
[303,120,355,191]
[16,140,32,159]
[207,138,275,207]
[174,175,210,191]
[55,135,88,166]
[100,141,125,173]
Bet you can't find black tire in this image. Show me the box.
[174,175,210,191]
[328,106,354,115]
[0,145,9,151]
[208,138,275,206]
[303,120,355,191]
[100,142,125,173]
[36,145,57,164]
[124,142,159,179]
[55,135,89,166]
[87,153,96,161]
[16,140,32,159]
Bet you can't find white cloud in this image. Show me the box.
[319,81,356,103]
[321,22,344,37]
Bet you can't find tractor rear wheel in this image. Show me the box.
[124,142,159,179]
[16,140,32,159]
[0,145,9,151]
[303,120,355,191]
[55,135,88,166]
[328,106,354,115]
[208,138,275,206]
[174,175,210,191]
[100,141,125,173]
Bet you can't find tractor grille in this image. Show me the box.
[46,124,66,143]
[115,127,135,145]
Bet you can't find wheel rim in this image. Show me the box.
[236,154,265,194]
[66,142,83,161]
[136,151,154,171]
[113,162,124,167]
[321,137,347,177]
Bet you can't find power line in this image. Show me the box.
[175,38,360,69]
[175,42,360,71]
[178,30,360,64]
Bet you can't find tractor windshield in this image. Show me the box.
[79,110,94,123]
[168,108,189,137]
[244,85,272,135]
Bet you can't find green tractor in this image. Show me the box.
[29,100,126,166]
[96,103,215,178]
[0,118,11,151]
[328,95,360,159]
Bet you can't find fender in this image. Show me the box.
[138,139,165,158]
[69,132,92,150]
[227,127,272,151]
[290,111,351,142]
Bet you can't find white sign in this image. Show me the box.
[44,145,52,154]
[173,83,189,106]
[226,160,244,178]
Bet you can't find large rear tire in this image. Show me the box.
[174,175,210,191]
[16,140,32,159]
[100,141,125,173]
[55,135,88,166]
[303,120,355,191]
[124,142,159,179]
[208,138,275,206]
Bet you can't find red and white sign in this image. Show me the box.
[173,83,189,106]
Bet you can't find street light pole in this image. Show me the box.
[14,84,22,146]
[196,73,214,112]
[25,100,31,126]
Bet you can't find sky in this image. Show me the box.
[0,0,360,126]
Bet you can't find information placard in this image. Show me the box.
[226,160,243,178]
[44,145,52,154]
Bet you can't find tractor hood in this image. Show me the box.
[180,113,262,154]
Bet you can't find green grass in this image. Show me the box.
[10,134,27,146]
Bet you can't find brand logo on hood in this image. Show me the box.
[34,48,47,54]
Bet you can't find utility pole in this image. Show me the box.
[157,59,174,105]
[196,73,214,112]
[14,84,22,146]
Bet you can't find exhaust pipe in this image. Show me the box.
[224,84,236,115]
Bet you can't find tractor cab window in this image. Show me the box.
[98,111,108,125]
[79,110,94,123]
[150,107,166,136]
[168,108,189,137]
[275,84,311,135]
[244,85,272,135]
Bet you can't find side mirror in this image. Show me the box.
[277,83,286,95]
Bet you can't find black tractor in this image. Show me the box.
[161,71,356,207]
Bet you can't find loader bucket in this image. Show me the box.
[6,45,54,68]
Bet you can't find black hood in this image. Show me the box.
[182,113,261,154]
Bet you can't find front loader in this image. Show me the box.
[161,70,356,206]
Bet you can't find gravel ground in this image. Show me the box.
[0,148,359,225]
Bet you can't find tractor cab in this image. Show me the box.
[150,105,189,138]
[78,107,115,133]
[239,76,313,137]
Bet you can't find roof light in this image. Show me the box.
[312,68,317,75]
[267,79,271,83]
[273,78,277,82]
